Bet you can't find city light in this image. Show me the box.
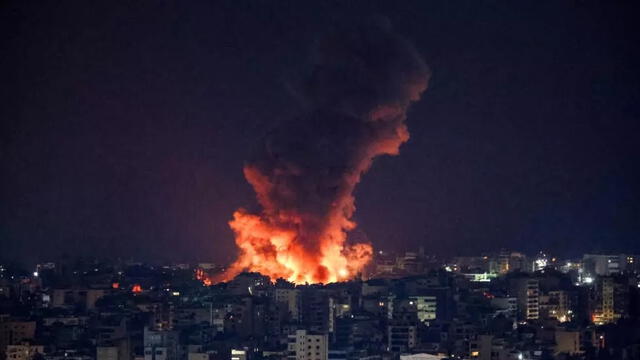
[3,2,639,359]
[2,249,638,358]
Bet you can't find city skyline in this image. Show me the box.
[3,2,640,359]
[1,248,640,359]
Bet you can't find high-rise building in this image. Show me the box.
[591,276,629,325]
[299,288,331,334]
[287,330,328,360]
[387,298,418,353]
[497,250,510,274]
[593,276,615,325]
[510,278,539,321]
[539,290,572,322]
[275,288,300,320]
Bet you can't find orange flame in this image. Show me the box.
[218,105,423,284]
[224,208,373,284]
[195,269,213,286]
[214,24,429,285]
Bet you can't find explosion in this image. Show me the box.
[219,20,429,284]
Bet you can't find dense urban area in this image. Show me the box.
[1,250,640,360]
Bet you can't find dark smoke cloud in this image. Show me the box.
[304,18,430,117]
[223,18,429,283]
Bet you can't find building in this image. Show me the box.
[590,276,630,325]
[5,343,44,360]
[510,278,539,321]
[275,288,300,320]
[143,327,181,360]
[496,250,511,274]
[593,276,615,325]
[287,330,328,360]
[51,288,107,310]
[387,325,417,353]
[490,297,517,320]
[583,254,625,276]
[230,349,246,360]
[407,296,437,324]
[554,330,583,356]
[396,252,425,274]
[0,320,37,355]
[539,290,572,322]
[97,347,119,360]
[299,288,331,333]
[227,272,270,296]
[469,334,493,360]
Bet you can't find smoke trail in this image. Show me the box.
[220,19,429,284]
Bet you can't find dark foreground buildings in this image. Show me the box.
[1,251,640,360]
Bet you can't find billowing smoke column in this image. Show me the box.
[221,20,429,284]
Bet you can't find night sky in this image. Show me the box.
[2,1,639,265]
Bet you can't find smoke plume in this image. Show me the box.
[220,19,429,284]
